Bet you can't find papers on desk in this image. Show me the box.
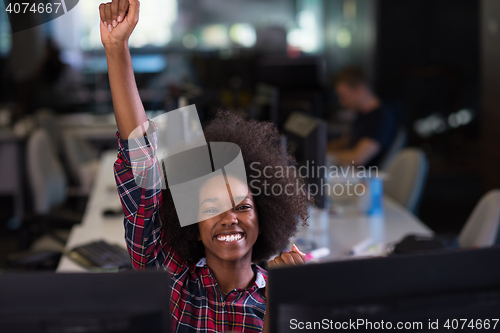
[290,196,432,263]
[347,237,389,258]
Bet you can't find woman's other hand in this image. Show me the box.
[263,244,306,333]
[267,244,306,268]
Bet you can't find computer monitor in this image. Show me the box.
[257,56,323,90]
[0,270,171,333]
[268,246,500,333]
[257,56,325,129]
[284,112,327,208]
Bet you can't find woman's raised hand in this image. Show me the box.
[99,0,140,48]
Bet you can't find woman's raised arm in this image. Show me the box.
[99,0,148,139]
[102,0,166,270]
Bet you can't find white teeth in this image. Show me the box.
[217,234,242,242]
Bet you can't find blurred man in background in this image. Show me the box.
[327,66,398,168]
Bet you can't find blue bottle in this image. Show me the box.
[367,177,384,217]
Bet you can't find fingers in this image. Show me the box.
[288,251,305,265]
[99,3,107,26]
[129,0,140,8]
[111,0,120,27]
[268,256,285,268]
[267,244,308,269]
[105,3,112,31]
[99,2,113,32]
[127,0,140,25]
[280,252,296,265]
[99,0,128,29]
[292,244,307,262]
[273,256,286,266]
[282,251,306,265]
[99,0,139,32]
[267,250,306,269]
[118,0,129,22]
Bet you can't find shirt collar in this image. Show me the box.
[195,257,267,288]
[254,267,266,288]
[195,257,207,267]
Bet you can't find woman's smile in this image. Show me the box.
[215,232,245,243]
[197,175,259,263]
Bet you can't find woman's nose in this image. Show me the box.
[220,209,238,226]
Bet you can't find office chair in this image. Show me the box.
[392,190,500,255]
[458,189,500,249]
[36,109,98,195]
[379,127,407,171]
[62,130,99,195]
[384,148,428,214]
[7,129,82,269]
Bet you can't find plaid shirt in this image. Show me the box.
[113,123,268,332]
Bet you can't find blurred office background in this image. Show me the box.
[0,0,498,268]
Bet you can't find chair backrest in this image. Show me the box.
[27,129,67,215]
[36,109,98,193]
[384,148,428,214]
[62,130,98,194]
[379,127,407,171]
[458,190,500,249]
[35,109,65,156]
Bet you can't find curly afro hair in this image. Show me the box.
[160,110,310,263]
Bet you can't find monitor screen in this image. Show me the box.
[268,246,500,332]
[257,57,323,90]
[284,112,327,208]
[0,270,171,333]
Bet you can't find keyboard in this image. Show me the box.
[68,240,131,269]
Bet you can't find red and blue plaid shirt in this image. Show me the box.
[114,123,267,332]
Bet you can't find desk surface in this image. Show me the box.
[57,151,124,272]
[291,197,433,261]
[57,151,433,272]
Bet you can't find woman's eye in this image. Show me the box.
[204,208,219,214]
[236,205,251,211]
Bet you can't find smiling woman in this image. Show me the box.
[161,111,310,264]
[129,110,311,332]
[103,1,310,332]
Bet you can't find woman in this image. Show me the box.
[100,1,310,331]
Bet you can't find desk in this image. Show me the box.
[291,198,433,261]
[59,112,164,153]
[57,151,433,272]
[57,150,124,272]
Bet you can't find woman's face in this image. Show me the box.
[197,175,259,263]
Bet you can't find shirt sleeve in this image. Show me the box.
[114,121,186,273]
